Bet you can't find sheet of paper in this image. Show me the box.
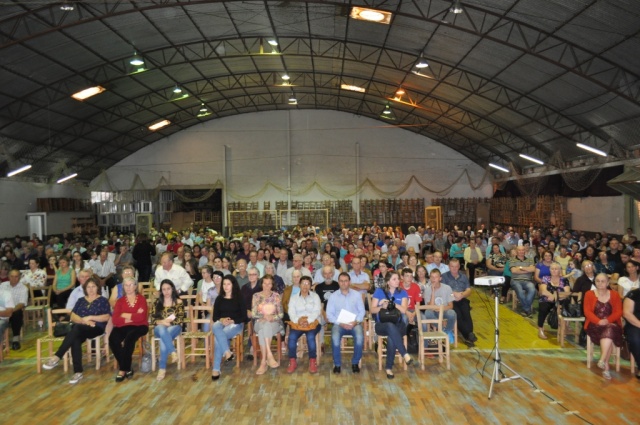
[336,308,356,324]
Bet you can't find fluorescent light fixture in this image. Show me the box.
[489,163,509,173]
[130,54,144,66]
[7,164,32,177]
[341,84,366,93]
[71,85,106,101]
[282,74,290,80]
[576,143,607,157]
[519,153,544,165]
[350,7,392,24]
[450,0,463,14]
[148,119,171,131]
[57,173,78,184]
[129,67,147,75]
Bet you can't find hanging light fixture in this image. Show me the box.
[415,55,429,69]
[130,53,144,66]
[450,0,464,14]
[173,86,182,94]
[576,143,607,157]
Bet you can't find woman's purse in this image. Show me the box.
[378,291,402,324]
[561,298,583,318]
[53,313,72,337]
[288,319,319,331]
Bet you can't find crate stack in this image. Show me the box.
[490,195,571,230]
[431,198,488,230]
[359,198,425,225]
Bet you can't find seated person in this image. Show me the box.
[326,272,365,374]
[617,260,640,297]
[286,276,322,374]
[42,277,111,384]
[584,273,623,380]
[441,258,476,347]
[537,263,569,340]
[371,271,412,379]
[623,288,640,379]
[422,269,456,343]
[1,269,28,350]
[252,274,284,375]
[400,267,422,326]
[152,279,186,381]
[211,275,247,381]
[509,246,536,317]
[109,266,137,308]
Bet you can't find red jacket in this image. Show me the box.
[112,294,149,327]
[583,289,622,329]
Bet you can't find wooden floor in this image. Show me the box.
[2,289,639,424]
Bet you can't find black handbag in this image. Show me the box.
[561,299,582,318]
[53,322,72,337]
[547,305,559,329]
[378,290,402,324]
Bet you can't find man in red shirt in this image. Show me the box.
[401,267,422,325]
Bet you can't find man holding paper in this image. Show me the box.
[326,272,365,374]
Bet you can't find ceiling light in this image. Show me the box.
[382,105,392,115]
[199,104,208,113]
[450,0,464,14]
[268,39,278,46]
[71,85,106,101]
[519,153,544,165]
[282,74,290,81]
[57,173,78,184]
[576,143,607,157]
[60,2,74,11]
[288,95,297,105]
[148,119,171,131]
[341,84,366,93]
[173,86,182,94]
[489,163,509,173]
[396,88,405,96]
[197,105,212,118]
[130,53,144,66]
[7,164,32,177]
[415,55,429,69]
[350,7,393,24]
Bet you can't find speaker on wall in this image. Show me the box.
[136,213,152,235]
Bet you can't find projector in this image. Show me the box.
[475,276,506,286]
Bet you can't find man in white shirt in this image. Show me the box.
[0,269,28,350]
[404,226,422,255]
[348,257,370,295]
[284,254,312,286]
[276,249,292,280]
[247,251,265,277]
[90,250,116,291]
[426,251,449,275]
[0,283,15,347]
[154,252,193,294]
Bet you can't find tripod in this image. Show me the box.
[486,285,534,399]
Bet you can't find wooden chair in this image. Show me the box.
[150,327,184,372]
[181,305,213,369]
[111,334,148,370]
[83,333,109,370]
[506,289,518,310]
[211,323,245,368]
[416,304,450,370]
[631,353,636,375]
[36,308,70,373]
[249,320,282,367]
[557,307,585,348]
[25,286,51,329]
[284,324,321,364]
[586,335,620,372]
[0,328,9,362]
[370,313,407,371]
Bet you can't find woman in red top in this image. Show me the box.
[109,276,149,382]
[583,273,623,380]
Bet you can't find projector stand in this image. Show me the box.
[486,285,534,399]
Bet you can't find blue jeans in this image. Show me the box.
[422,309,456,334]
[154,325,182,369]
[331,323,364,367]
[212,322,243,372]
[288,325,320,359]
[511,279,536,312]
[375,321,407,370]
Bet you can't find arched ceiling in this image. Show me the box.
[1,0,639,182]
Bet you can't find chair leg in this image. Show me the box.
[586,336,592,368]
[151,338,157,372]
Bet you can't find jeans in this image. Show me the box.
[0,319,8,342]
[375,321,407,370]
[331,323,364,367]
[212,322,243,372]
[154,324,181,369]
[422,309,456,334]
[55,324,104,373]
[625,324,640,369]
[288,325,321,360]
[511,279,536,312]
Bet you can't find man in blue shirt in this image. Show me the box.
[326,272,365,374]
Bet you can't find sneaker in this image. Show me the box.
[69,373,83,384]
[42,358,60,370]
[446,331,455,344]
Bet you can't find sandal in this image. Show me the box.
[597,360,606,370]
[156,369,166,381]
[268,358,279,368]
[602,370,612,380]
[256,362,268,375]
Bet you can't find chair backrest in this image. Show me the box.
[416,304,444,333]
[46,308,72,336]
[29,285,52,307]
[188,305,213,332]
